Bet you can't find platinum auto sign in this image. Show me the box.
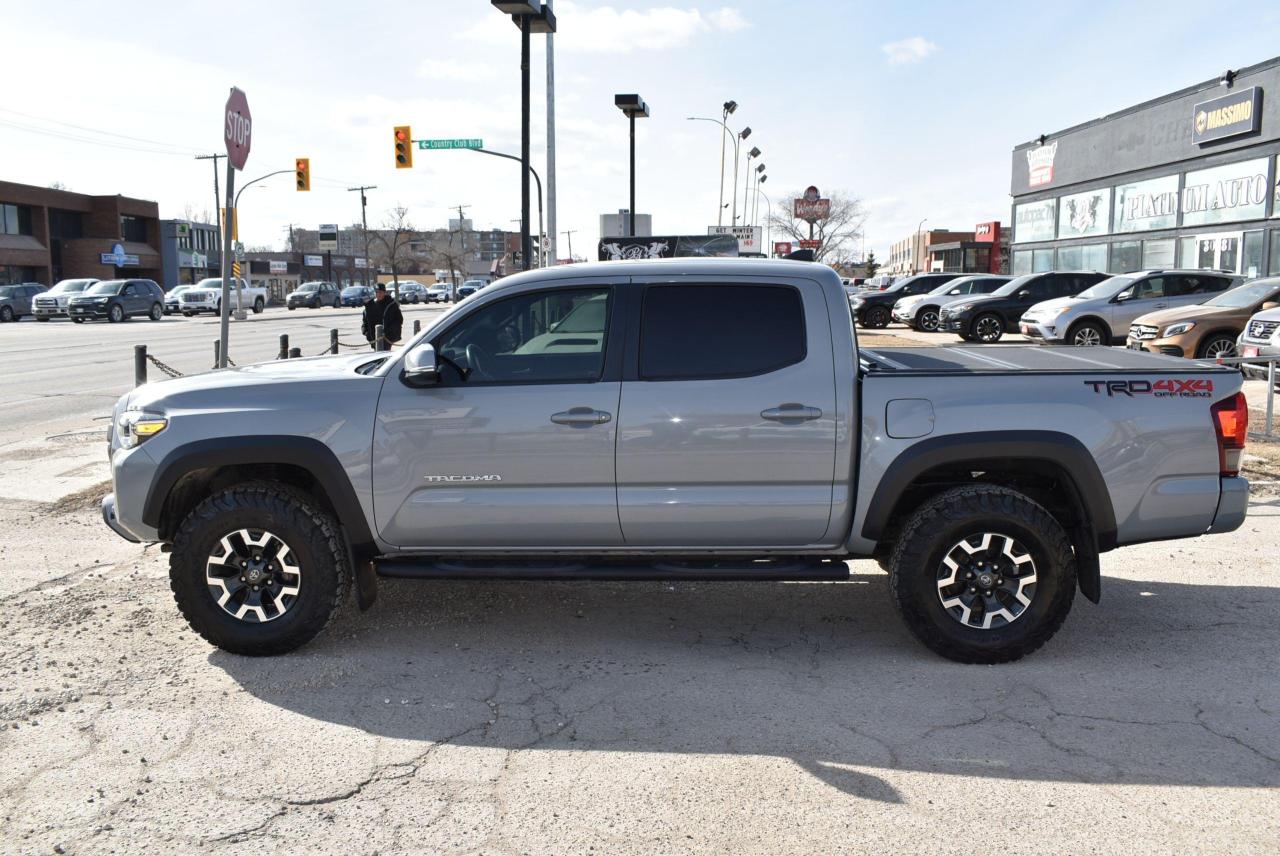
[1192,86,1262,145]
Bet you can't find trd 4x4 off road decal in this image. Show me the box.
[1084,379,1214,398]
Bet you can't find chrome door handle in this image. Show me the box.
[761,403,823,422]
[551,407,612,426]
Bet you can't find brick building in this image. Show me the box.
[886,228,976,276]
[0,180,161,285]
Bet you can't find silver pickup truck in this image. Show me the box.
[101,258,1250,663]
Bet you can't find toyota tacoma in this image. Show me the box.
[101,259,1251,663]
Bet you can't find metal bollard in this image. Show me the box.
[134,345,147,386]
[330,328,339,355]
[288,347,302,359]
[278,333,289,360]
[213,340,220,368]
[413,318,421,335]
[375,323,386,351]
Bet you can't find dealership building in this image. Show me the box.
[1010,56,1280,279]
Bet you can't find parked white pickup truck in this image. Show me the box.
[176,277,266,316]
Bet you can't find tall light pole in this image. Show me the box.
[348,185,376,286]
[751,163,765,226]
[615,94,649,237]
[716,100,737,227]
[741,146,760,225]
[915,217,927,274]
[491,2,556,270]
[546,32,557,265]
[687,116,741,226]
[755,184,772,255]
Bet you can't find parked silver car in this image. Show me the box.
[33,278,97,320]
[892,275,1011,332]
[1021,269,1240,346]
[0,283,48,322]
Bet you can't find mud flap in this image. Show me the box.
[1073,529,1101,604]
[356,558,378,611]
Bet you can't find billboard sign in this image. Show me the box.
[708,225,763,254]
[269,260,288,273]
[1192,86,1262,145]
[773,241,793,256]
[793,185,830,222]
[318,224,339,251]
[599,234,737,260]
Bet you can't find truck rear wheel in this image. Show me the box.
[169,482,349,656]
[888,484,1075,664]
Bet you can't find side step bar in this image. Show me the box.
[374,558,850,582]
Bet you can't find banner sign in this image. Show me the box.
[599,234,738,261]
[1181,157,1269,227]
[1192,86,1262,145]
[773,241,793,255]
[793,185,830,222]
[269,260,288,274]
[1026,142,1058,188]
[1013,199,1056,243]
[1115,174,1179,233]
[798,239,820,250]
[303,254,323,266]
[708,225,763,253]
[100,243,139,267]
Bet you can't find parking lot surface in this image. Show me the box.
[1,316,1276,854]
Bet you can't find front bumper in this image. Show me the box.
[103,444,161,543]
[1237,339,1280,378]
[1207,476,1250,534]
[941,316,970,333]
[1125,337,1185,358]
[68,304,110,318]
[33,303,67,317]
[101,493,140,542]
[1018,321,1060,342]
[891,308,915,324]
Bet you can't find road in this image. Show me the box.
[0,303,451,431]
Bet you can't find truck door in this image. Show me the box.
[615,278,837,546]
[371,280,625,548]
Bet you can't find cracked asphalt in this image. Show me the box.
[1,465,1278,854]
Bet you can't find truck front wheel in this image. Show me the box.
[168,482,349,656]
[887,484,1076,664]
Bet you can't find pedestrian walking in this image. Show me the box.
[361,283,404,350]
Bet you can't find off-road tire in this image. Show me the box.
[169,482,349,656]
[861,305,891,329]
[888,484,1076,664]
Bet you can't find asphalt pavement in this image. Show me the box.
[0,303,449,431]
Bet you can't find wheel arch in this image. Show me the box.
[1065,315,1110,339]
[1193,327,1241,357]
[860,431,1116,602]
[143,436,375,553]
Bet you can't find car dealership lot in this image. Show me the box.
[0,317,1275,854]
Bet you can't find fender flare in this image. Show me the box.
[1064,315,1111,341]
[142,436,375,550]
[860,431,1117,600]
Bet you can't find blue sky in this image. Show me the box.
[2,0,1279,263]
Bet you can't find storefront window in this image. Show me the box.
[1273,156,1279,218]
[1012,250,1032,275]
[1057,246,1081,271]
[1057,188,1111,239]
[1032,249,1054,272]
[1181,157,1269,227]
[1142,239,1175,269]
[1081,243,1108,271]
[1178,236,1198,269]
[1270,232,1280,275]
[1014,199,1056,243]
[1111,241,1142,273]
[1,203,33,236]
[1114,174,1179,233]
[1242,231,1264,279]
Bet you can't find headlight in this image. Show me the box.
[950,304,973,314]
[117,410,168,449]
[94,297,111,303]
[1162,321,1195,337]
[849,298,865,308]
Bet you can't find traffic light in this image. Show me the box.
[295,158,310,191]
[394,126,413,169]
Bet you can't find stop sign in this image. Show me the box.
[223,87,251,171]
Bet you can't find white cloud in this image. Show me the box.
[417,57,493,81]
[466,2,749,53]
[881,36,938,65]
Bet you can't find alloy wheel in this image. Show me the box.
[919,309,940,332]
[936,532,1037,630]
[205,529,302,623]
[1072,326,1103,347]
[1202,338,1236,360]
[974,315,1002,342]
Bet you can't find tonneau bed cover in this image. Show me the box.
[859,345,1229,375]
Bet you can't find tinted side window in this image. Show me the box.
[1020,277,1056,300]
[1174,275,1230,296]
[640,284,805,381]
[1131,276,1166,300]
[437,287,610,385]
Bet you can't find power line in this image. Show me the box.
[0,117,200,157]
[0,106,202,153]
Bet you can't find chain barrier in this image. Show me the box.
[145,354,184,379]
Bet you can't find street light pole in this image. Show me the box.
[615,94,650,238]
[717,100,737,228]
[755,186,772,255]
[687,116,742,226]
[348,185,376,286]
[915,217,927,274]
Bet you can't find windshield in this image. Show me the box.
[0,286,16,298]
[88,280,125,295]
[297,283,319,292]
[342,286,366,295]
[1205,280,1280,308]
[1074,276,1134,300]
[51,279,94,294]
[169,286,190,294]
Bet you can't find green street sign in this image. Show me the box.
[417,138,483,150]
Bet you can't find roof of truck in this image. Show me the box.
[494,257,838,286]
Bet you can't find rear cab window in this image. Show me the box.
[639,284,805,380]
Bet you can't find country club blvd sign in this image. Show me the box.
[1193,86,1262,145]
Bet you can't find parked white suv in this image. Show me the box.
[1237,304,1280,378]
[33,278,98,320]
[1021,270,1239,346]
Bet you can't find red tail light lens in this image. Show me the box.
[1210,392,1248,477]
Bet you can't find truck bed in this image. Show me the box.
[859,345,1228,375]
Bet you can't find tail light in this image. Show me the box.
[1210,392,1248,477]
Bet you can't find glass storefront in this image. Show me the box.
[1142,238,1176,269]
[1012,250,1031,275]
[1014,199,1056,243]
[1180,158,1269,228]
[1057,188,1111,239]
[1111,241,1142,273]
[1242,231,1265,279]
[1115,175,1179,233]
[1032,248,1054,272]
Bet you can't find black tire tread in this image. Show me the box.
[169,481,349,656]
[888,484,1075,664]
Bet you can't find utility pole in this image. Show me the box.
[450,204,471,296]
[562,229,576,262]
[348,185,376,286]
[195,153,225,264]
[546,32,557,266]
[520,15,532,271]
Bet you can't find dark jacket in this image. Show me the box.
[361,295,404,343]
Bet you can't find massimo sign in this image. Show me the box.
[1192,86,1262,145]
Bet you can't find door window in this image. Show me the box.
[1171,275,1230,296]
[436,287,610,385]
[1121,276,1166,301]
[639,285,805,381]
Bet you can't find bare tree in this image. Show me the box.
[47,181,68,191]
[181,203,214,224]
[367,206,416,298]
[766,189,866,264]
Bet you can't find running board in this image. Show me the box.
[374,558,850,582]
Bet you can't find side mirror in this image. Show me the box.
[403,342,438,383]
[948,289,961,295]
[1261,301,1280,311]
[1115,290,1132,302]
[1017,290,1030,299]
